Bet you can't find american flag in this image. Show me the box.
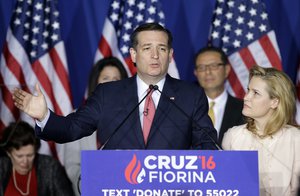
[210,0,282,98]
[0,0,73,163]
[94,0,179,78]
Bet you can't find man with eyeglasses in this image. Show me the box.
[194,46,244,145]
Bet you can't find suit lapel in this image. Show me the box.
[122,76,145,148]
[147,75,178,144]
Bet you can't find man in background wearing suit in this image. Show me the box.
[194,46,244,145]
[12,23,218,150]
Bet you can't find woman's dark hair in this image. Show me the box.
[1,121,41,153]
[88,57,128,96]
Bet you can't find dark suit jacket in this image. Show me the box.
[36,75,218,150]
[218,94,244,145]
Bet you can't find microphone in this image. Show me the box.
[99,84,157,150]
[77,85,158,195]
[155,86,222,150]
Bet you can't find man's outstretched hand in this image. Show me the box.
[12,83,48,121]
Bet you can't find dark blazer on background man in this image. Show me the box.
[218,94,244,145]
[36,74,218,150]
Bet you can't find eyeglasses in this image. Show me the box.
[195,63,225,72]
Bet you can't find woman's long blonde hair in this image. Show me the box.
[246,65,297,137]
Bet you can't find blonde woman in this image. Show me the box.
[222,65,300,196]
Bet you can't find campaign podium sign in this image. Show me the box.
[81,150,259,196]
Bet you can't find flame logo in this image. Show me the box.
[124,154,146,184]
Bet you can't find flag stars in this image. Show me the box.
[31,39,38,45]
[227,1,234,7]
[26,11,31,16]
[236,16,244,24]
[247,20,255,28]
[224,23,231,31]
[251,0,258,4]
[261,12,268,20]
[51,34,58,41]
[14,18,21,25]
[126,9,133,18]
[234,28,242,36]
[110,12,119,21]
[128,0,135,6]
[111,1,120,10]
[148,6,156,15]
[238,4,246,12]
[226,12,233,20]
[124,21,132,30]
[215,7,223,15]
[35,2,43,10]
[259,24,267,32]
[23,34,29,41]
[121,45,128,54]
[146,18,154,23]
[233,40,241,48]
[249,8,257,16]
[137,2,145,10]
[52,21,60,29]
[24,23,30,29]
[136,13,143,22]
[211,31,219,39]
[32,26,39,34]
[213,19,221,27]
[45,7,50,13]
[122,33,130,42]
[15,7,22,14]
[43,31,49,37]
[222,47,228,53]
[33,14,41,22]
[53,11,59,17]
[158,11,164,19]
[41,42,48,50]
[222,35,229,43]
[246,32,254,40]
[30,51,36,57]
[44,19,50,25]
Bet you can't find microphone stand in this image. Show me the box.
[99,84,156,150]
[77,85,157,195]
[155,86,222,150]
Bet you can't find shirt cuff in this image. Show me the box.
[35,109,50,129]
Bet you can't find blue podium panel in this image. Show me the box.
[81,150,259,196]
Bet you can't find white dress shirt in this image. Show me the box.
[207,90,228,136]
[136,75,164,127]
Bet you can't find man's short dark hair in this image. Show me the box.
[195,46,229,65]
[130,22,173,49]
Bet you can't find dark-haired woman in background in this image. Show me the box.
[0,121,74,196]
[64,56,128,195]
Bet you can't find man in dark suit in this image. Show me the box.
[12,23,218,150]
[194,46,244,145]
